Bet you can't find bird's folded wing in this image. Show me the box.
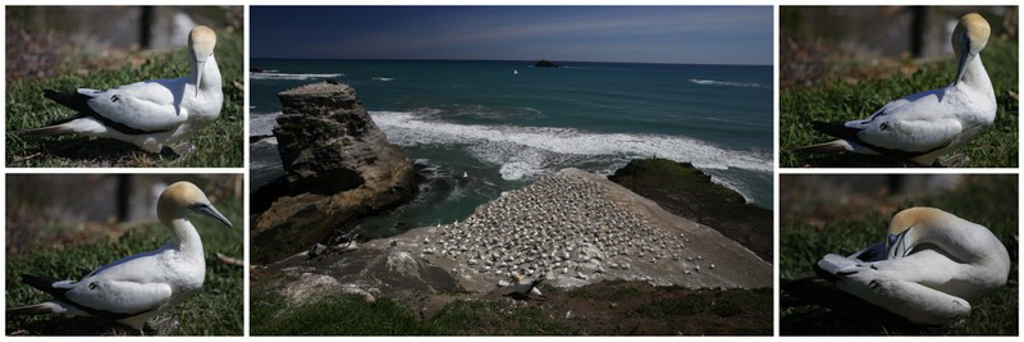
[80,80,187,132]
[849,241,888,262]
[64,279,173,316]
[856,117,963,152]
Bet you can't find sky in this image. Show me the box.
[251,6,773,65]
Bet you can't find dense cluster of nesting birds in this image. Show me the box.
[418,172,715,283]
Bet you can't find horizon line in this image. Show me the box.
[248,57,772,67]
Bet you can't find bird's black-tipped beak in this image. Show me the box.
[193,203,232,228]
[954,34,974,87]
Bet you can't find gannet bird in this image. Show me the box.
[16,26,224,154]
[509,272,544,299]
[7,181,234,331]
[793,13,995,166]
[815,207,1009,325]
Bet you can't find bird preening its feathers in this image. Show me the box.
[7,181,234,332]
[14,25,223,155]
[792,13,996,166]
[786,207,1009,325]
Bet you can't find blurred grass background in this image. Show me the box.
[5,6,244,167]
[779,6,1018,167]
[5,174,244,336]
[779,174,1018,335]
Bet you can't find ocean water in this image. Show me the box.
[250,59,773,239]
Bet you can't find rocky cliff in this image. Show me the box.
[252,82,418,264]
[608,159,773,262]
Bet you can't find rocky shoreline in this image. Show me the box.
[260,168,770,309]
[609,159,773,262]
[251,82,420,264]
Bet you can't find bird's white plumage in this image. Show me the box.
[797,13,996,165]
[8,181,233,331]
[78,81,187,132]
[816,207,1009,325]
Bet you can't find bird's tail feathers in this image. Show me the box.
[7,302,65,316]
[13,122,76,136]
[792,140,850,154]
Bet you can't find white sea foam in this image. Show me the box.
[373,77,396,82]
[250,71,346,80]
[689,79,764,88]
[371,110,772,201]
[250,112,281,137]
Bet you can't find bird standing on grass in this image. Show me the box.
[7,181,234,333]
[811,207,1009,325]
[793,13,995,166]
[16,26,223,156]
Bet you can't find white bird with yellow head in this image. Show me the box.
[815,207,1010,325]
[6,181,234,332]
[794,13,996,166]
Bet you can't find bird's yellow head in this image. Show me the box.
[158,181,232,228]
[886,207,950,259]
[953,13,991,56]
[188,25,217,95]
[951,13,991,86]
[189,25,217,63]
[512,272,524,283]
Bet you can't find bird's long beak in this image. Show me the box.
[194,203,232,228]
[954,35,973,87]
[194,58,207,97]
[885,226,912,260]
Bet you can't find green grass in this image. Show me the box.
[780,176,1019,335]
[5,26,244,168]
[611,158,744,202]
[251,277,772,335]
[5,199,244,336]
[780,38,1018,167]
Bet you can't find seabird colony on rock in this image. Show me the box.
[419,172,708,283]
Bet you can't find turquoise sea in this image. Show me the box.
[250,59,773,239]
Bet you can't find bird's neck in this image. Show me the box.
[191,56,222,91]
[165,217,206,259]
[957,55,993,92]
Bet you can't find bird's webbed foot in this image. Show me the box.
[935,152,970,167]
[161,143,197,162]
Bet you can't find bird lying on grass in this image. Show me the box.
[793,14,995,167]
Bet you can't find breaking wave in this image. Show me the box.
[370,110,771,202]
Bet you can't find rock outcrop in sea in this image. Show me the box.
[609,159,773,262]
[251,82,419,264]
